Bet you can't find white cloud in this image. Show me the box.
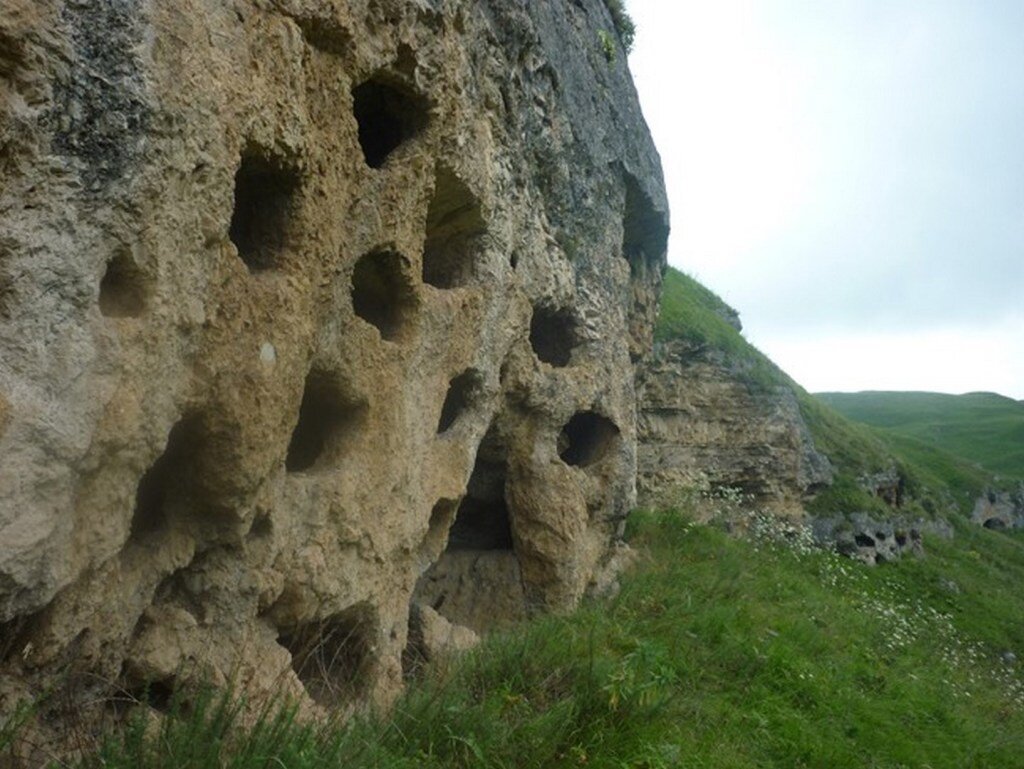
[627,0,1024,398]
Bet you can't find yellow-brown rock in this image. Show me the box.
[0,0,667,728]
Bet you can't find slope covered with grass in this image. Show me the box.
[818,391,1024,481]
[654,268,996,515]
[44,509,1024,769]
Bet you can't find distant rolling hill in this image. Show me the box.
[817,391,1024,481]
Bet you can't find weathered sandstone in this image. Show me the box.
[637,339,832,514]
[0,0,667,726]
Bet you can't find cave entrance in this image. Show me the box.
[352,76,429,168]
[437,369,483,434]
[621,173,668,277]
[529,305,579,367]
[286,369,365,473]
[99,250,148,318]
[351,250,417,342]
[130,416,206,544]
[446,426,513,551]
[278,603,376,706]
[558,411,620,468]
[422,164,485,288]
[229,151,299,272]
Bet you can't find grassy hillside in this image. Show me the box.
[654,268,994,516]
[34,509,1024,768]
[819,391,1024,481]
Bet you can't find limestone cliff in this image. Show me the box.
[0,0,667,723]
[637,338,833,513]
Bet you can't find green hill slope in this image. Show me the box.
[818,391,1024,481]
[654,268,995,516]
[62,511,1024,769]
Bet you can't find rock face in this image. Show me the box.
[811,514,926,566]
[0,0,667,722]
[971,484,1024,530]
[637,340,832,513]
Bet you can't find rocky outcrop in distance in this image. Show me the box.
[637,339,833,515]
[972,484,1024,530]
[0,0,667,728]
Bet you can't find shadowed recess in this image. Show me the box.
[131,416,205,542]
[286,370,365,473]
[422,164,486,288]
[99,250,148,318]
[352,76,429,168]
[229,152,299,271]
[437,369,483,433]
[622,172,668,276]
[351,250,417,341]
[447,426,513,551]
[558,411,620,468]
[529,305,579,367]
[278,604,375,706]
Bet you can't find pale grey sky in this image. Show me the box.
[627,0,1024,398]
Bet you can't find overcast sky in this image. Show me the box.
[627,0,1024,399]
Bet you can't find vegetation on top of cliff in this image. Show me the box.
[33,508,1024,768]
[655,268,781,391]
[654,268,997,517]
[819,390,1024,481]
[601,0,636,53]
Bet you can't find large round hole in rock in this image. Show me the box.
[558,411,620,468]
[352,77,429,168]
[446,427,513,551]
[422,164,485,288]
[131,416,204,543]
[228,152,299,272]
[529,305,579,367]
[278,604,375,706]
[437,369,483,434]
[984,518,1007,530]
[351,250,417,341]
[99,251,148,318]
[286,370,365,473]
[854,533,876,548]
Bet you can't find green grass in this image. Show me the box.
[819,391,1024,481]
[651,268,1003,514]
[655,268,788,393]
[23,509,1022,769]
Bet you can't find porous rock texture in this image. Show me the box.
[971,484,1024,531]
[0,0,667,727]
[636,339,833,514]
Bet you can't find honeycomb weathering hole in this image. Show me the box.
[286,371,365,473]
[422,165,485,288]
[352,77,429,168]
[529,305,579,367]
[99,251,148,318]
[229,152,299,272]
[131,416,204,542]
[437,370,483,433]
[351,250,417,341]
[447,427,513,551]
[621,174,668,275]
[558,411,620,468]
[279,605,375,706]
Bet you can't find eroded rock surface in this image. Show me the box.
[637,339,832,513]
[0,0,667,727]
[971,484,1024,530]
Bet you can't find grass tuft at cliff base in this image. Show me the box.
[9,507,1022,768]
